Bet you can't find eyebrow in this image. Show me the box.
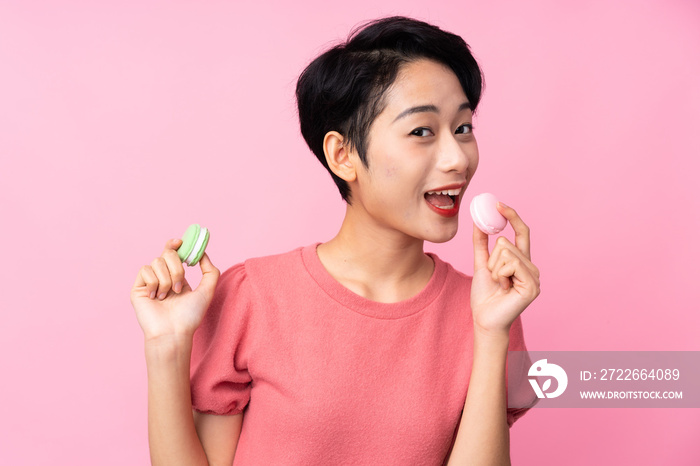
[392,101,472,124]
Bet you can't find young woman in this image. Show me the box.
[131,16,540,466]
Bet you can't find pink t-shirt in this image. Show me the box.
[190,243,535,465]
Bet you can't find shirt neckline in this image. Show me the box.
[300,242,448,319]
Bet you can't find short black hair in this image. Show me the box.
[295,16,484,203]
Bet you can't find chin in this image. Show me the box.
[423,222,459,244]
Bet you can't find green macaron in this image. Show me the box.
[177,224,210,267]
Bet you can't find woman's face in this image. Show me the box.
[350,58,479,244]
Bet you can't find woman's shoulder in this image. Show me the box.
[217,244,312,289]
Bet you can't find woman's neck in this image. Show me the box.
[316,205,435,303]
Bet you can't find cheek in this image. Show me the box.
[384,165,398,178]
[370,168,408,210]
[469,159,478,179]
[374,170,402,203]
[466,149,479,180]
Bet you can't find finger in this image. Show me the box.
[490,248,516,289]
[133,267,146,289]
[496,202,531,260]
[487,238,508,276]
[473,222,490,271]
[488,236,539,279]
[150,257,173,300]
[195,253,220,297]
[164,237,183,252]
[494,257,539,298]
[161,246,185,294]
[495,260,516,290]
[133,265,159,299]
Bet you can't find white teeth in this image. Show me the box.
[426,188,461,196]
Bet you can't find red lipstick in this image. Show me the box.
[425,195,461,218]
[424,181,465,218]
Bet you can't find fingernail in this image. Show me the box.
[158,293,166,300]
[498,201,509,209]
[174,281,182,293]
[150,290,156,299]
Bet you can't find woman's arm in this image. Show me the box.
[446,330,511,466]
[146,335,210,466]
[193,409,243,465]
[448,203,540,465]
[146,335,243,466]
[132,239,242,465]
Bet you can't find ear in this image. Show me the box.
[323,131,357,183]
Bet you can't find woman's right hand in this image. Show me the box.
[130,238,221,343]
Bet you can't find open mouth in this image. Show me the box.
[424,189,460,210]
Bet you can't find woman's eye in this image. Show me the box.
[410,127,433,137]
[455,123,474,134]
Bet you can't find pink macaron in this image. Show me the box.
[470,193,507,235]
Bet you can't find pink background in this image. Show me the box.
[1,0,698,464]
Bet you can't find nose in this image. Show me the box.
[436,133,473,174]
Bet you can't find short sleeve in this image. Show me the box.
[190,262,253,415]
[505,315,539,428]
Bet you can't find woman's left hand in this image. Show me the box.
[470,202,540,336]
